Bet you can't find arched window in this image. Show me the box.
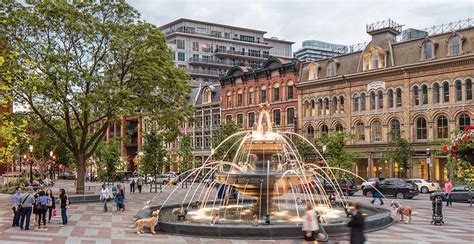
[436,115,449,139]
[327,62,336,77]
[372,51,379,69]
[416,117,427,140]
[308,63,318,80]
[260,87,267,102]
[247,88,254,105]
[286,108,295,126]
[413,86,419,106]
[390,119,401,140]
[443,81,450,103]
[339,96,345,114]
[370,92,376,110]
[226,91,232,108]
[448,35,461,55]
[455,80,462,101]
[396,88,402,107]
[335,123,344,132]
[388,89,394,108]
[466,79,472,100]
[273,83,280,101]
[248,112,255,128]
[237,90,243,107]
[423,41,433,60]
[311,100,316,116]
[324,98,330,115]
[332,97,337,114]
[306,125,315,139]
[371,120,382,141]
[287,81,294,100]
[225,115,232,123]
[318,99,323,115]
[360,93,366,111]
[356,122,365,141]
[377,91,383,109]
[353,95,359,112]
[321,124,329,135]
[203,88,212,104]
[421,84,428,105]
[433,83,440,104]
[459,114,471,130]
[363,46,386,70]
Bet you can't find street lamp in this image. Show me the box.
[322,144,327,160]
[426,147,431,181]
[28,145,34,184]
[49,151,55,180]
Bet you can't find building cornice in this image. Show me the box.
[297,54,474,89]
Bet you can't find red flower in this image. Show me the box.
[454,143,459,150]
[461,134,468,142]
[442,145,449,152]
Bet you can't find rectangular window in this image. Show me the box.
[287,86,294,100]
[210,31,221,37]
[237,114,243,125]
[248,112,255,128]
[273,110,281,126]
[201,43,211,52]
[226,95,232,108]
[213,115,220,126]
[177,52,185,61]
[274,87,280,101]
[204,115,210,127]
[248,91,253,105]
[354,97,359,112]
[237,94,243,107]
[192,42,199,51]
[287,108,295,126]
[261,89,267,102]
[177,39,185,49]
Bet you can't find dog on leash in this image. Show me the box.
[390,201,413,223]
[132,210,159,234]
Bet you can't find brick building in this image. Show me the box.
[297,19,473,183]
[220,57,300,131]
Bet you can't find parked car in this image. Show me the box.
[360,178,378,190]
[309,177,358,196]
[60,172,76,180]
[430,185,473,203]
[363,178,419,199]
[409,179,441,193]
[148,173,178,185]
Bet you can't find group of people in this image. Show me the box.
[129,175,145,194]
[12,187,70,230]
[100,183,126,212]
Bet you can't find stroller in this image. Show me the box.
[431,197,444,225]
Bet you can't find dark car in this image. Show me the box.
[430,185,473,203]
[309,177,358,196]
[363,178,419,199]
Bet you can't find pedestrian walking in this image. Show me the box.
[59,188,69,226]
[130,177,136,193]
[302,202,320,242]
[370,180,384,205]
[100,184,110,212]
[45,189,55,223]
[33,188,40,226]
[19,188,35,230]
[345,180,351,196]
[444,178,453,207]
[35,190,51,229]
[115,184,125,211]
[12,187,21,227]
[137,175,144,193]
[347,202,366,244]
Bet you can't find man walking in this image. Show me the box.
[444,178,453,207]
[347,202,366,244]
[370,179,384,205]
[12,187,21,227]
[129,177,136,193]
[137,175,144,193]
[19,188,35,230]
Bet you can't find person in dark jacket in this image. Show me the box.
[370,180,384,205]
[347,202,365,244]
[59,188,69,226]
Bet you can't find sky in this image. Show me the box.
[130,0,473,50]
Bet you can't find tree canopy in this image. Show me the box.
[1,1,192,193]
[382,131,414,178]
[314,131,356,178]
[212,122,241,162]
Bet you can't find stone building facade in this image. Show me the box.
[220,57,300,132]
[297,20,474,182]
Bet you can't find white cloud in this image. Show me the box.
[129,0,473,50]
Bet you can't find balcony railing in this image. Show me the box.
[188,57,261,68]
[164,28,269,45]
[214,49,270,59]
[187,68,225,76]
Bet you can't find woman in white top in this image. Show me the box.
[302,202,319,242]
[100,184,110,212]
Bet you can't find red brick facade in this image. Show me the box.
[220,58,300,131]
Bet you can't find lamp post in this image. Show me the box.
[28,145,34,184]
[18,154,23,174]
[426,147,431,181]
[322,144,327,160]
[49,151,55,180]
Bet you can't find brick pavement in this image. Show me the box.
[0,181,473,243]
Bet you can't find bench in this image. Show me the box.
[69,194,100,203]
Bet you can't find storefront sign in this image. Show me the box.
[367,81,385,91]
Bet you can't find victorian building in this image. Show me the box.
[220,57,300,132]
[297,19,473,183]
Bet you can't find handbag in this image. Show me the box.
[52,209,57,217]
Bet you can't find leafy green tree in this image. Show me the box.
[314,132,356,178]
[178,134,194,173]
[95,139,121,183]
[382,131,414,178]
[293,136,316,162]
[140,131,169,179]
[212,122,241,162]
[2,1,191,193]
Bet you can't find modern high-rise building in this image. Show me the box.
[294,40,347,61]
[159,18,294,87]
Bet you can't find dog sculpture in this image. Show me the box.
[252,214,259,226]
[190,201,201,209]
[296,197,304,205]
[390,201,413,223]
[210,214,219,225]
[172,207,188,220]
[344,206,355,217]
[132,210,159,234]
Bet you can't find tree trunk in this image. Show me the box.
[76,153,86,194]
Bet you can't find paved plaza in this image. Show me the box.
[0,180,473,244]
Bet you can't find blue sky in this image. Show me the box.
[130,0,473,50]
